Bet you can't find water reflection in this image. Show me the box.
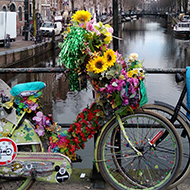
[119,15,189,108]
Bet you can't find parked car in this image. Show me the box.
[39,21,62,37]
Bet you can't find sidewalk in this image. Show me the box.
[0,35,35,53]
[29,168,190,190]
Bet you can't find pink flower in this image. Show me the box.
[107,27,114,34]
[35,125,45,136]
[86,22,93,31]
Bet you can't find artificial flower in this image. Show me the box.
[104,49,116,68]
[87,56,107,73]
[72,10,92,23]
[128,53,138,62]
[35,125,45,136]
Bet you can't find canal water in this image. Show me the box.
[1,15,190,168]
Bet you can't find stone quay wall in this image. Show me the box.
[0,38,61,68]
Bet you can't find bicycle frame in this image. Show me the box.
[153,75,190,127]
[0,108,43,149]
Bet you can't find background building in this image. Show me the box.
[0,0,25,35]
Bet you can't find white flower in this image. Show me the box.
[128,53,138,62]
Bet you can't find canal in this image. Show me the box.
[1,15,190,168]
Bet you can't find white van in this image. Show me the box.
[40,21,62,37]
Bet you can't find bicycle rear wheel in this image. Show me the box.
[143,103,190,189]
[96,109,183,190]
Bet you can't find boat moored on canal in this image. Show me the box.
[172,22,190,39]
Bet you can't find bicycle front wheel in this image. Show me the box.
[143,103,190,189]
[96,109,183,190]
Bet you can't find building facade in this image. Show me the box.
[0,0,25,35]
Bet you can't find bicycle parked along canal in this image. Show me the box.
[0,10,185,190]
[0,77,183,190]
[142,68,190,189]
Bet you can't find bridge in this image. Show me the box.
[103,11,169,26]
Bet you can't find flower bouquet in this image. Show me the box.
[58,10,148,114]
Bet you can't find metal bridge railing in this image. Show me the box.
[0,67,187,74]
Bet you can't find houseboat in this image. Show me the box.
[173,22,190,39]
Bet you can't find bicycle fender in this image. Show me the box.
[94,116,116,172]
[154,100,189,123]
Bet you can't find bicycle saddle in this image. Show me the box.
[10,81,46,97]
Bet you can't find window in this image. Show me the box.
[10,3,16,12]
[2,6,7,12]
[19,7,22,21]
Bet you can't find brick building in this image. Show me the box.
[0,0,25,35]
[0,0,111,37]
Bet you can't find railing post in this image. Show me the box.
[90,132,105,189]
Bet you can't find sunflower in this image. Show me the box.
[104,49,116,68]
[72,10,92,23]
[87,56,107,73]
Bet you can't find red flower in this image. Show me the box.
[69,145,76,152]
[74,137,79,143]
[82,137,87,142]
[85,127,91,133]
[88,134,93,139]
[87,110,94,121]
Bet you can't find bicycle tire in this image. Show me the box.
[96,109,183,190]
[142,103,190,189]
[0,119,43,190]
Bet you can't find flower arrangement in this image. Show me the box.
[12,93,103,160]
[58,10,148,114]
[8,10,148,161]
[48,102,102,160]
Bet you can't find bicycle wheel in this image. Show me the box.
[0,119,43,190]
[142,103,190,189]
[96,109,183,190]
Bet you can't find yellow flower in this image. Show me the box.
[104,32,112,44]
[87,56,107,73]
[86,62,93,73]
[133,69,138,75]
[72,10,92,23]
[119,74,125,80]
[52,136,58,143]
[127,70,134,78]
[104,49,116,68]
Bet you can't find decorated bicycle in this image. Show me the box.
[0,10,183,190]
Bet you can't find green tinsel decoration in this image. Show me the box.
[58,25,88,69]
[58,25,89,91]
